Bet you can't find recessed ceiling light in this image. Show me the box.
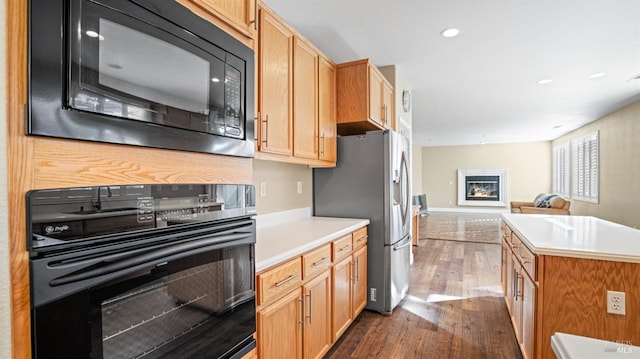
[589,72,606,79]
[441,28,460,38]
[85,30,99,38]
[537,79,553,85]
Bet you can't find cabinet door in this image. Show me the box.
[258,10,293,156]
[501,240,508,300]
[382,81,393,129]
[181,0,257,42]
[504,243,514,313]
[257,289,302,359]
[521,274,536,359]
[368,67,383,126]
[292,37,318,159]
[512,259,524,343]
[318,56,336,162]
[352,246,367,316]
[332,256,353,341]
[303,270,332,359]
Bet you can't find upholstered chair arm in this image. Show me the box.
[510,201,535,209]
[520,207,570,215]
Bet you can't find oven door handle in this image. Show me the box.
[49,231,252,287]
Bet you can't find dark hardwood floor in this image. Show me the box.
[324,215,523,359]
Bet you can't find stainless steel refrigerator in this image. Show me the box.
[313,130,411,314]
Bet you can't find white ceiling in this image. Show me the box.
[263,0,640,146]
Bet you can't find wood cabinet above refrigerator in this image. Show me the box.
[336,59,394,135]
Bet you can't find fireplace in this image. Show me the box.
[458,169,507,207]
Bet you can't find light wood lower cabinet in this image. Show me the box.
[331,229,368,341]
[257,226,367,359]
[502,229,536,359]
[502,219,640,359]
[331,255,353,341]
[302,270,332,359]
[352,246,367,315]
[257,289,303,359]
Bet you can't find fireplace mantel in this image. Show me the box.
[457,169,507,207]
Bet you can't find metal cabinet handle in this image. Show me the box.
[339,244,351,252]
[299,295,305,327]
[351,260,357,283]
[312,257,329,267]
[253,0,258,30]
[320,133,325,155]
[262,114,269,145]
[306,291,312,324]
[384,104,388,124]
[355,257,360,282]
[274,273,298,287]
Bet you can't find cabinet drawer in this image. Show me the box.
[502,223,512,240]
[257,257,302,306]
[302,244,332,279]
[352,227,368,250]
[512,234,537,281]
[332,234,353,261]
[518,243,537,281]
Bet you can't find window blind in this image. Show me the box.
[552,143,570,197]
[571,131,599,203]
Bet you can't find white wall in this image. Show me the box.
[0,2,12,357]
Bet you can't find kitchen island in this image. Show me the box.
[500,214,640,359]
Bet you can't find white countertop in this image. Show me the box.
[551,332,640,358]
[501,214,640,263]
[255,208,369,272]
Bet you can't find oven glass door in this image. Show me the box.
[32,244,255,359]
[68,0,244,139]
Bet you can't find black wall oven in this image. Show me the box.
[29,0,255,157]
[28,184,257,358]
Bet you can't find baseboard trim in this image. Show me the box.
[429,207,510,214]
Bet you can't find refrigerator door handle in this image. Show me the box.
[399,152,410,226]
[393,241,412,251]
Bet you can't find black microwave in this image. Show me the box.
[28,0,255,157]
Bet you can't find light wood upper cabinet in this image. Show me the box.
[293,37,319,160]
[258,9,293,156]
[318,56,337,163]
[255,5,336,167]
[368,68,384,126]
[336,58,393,136]
[382,81,394,129]
[178,0,257,48]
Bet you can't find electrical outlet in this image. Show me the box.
[607,290,626,315]
[297,181,303,194]
[260,182,267,197]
